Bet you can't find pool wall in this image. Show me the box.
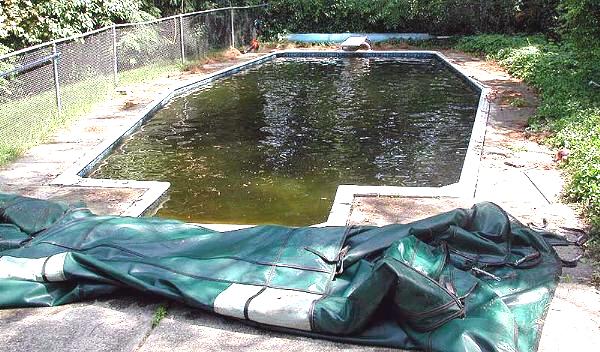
[51,50,490,223]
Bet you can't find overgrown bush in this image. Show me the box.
[456,34,600,231]
[0,1,258,51]
[258,0,559,38]
[0,0,157,50]
[117,26,173,70]
[559,0,600,50]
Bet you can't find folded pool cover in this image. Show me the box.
[0,194,576,351]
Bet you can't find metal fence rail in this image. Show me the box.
[0,5,266,163]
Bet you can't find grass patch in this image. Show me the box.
[455,34,600,233]
[0,146,21,166]
[0,62,187,167]
[151,304,168,328]
[0,48,241,167]
[118,62,182,86]
[0,76,113,165]
[509,97,529,108]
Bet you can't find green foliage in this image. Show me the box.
[259,0,559,38]
[0,1,259,51]
[456,34,600,231]
[453,34,547,56]
[556,109,600,227]
[509,97,529,107]
[0,0,157,50]
[559,0,600,49]
[0,44,9,57]
[152,304,168,328]
[0,44,13,97]
[0,146,21,166]
[117,26,171,68]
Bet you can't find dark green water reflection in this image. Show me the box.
[91,58,480,225]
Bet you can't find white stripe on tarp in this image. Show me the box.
[0,252,68,282]
[213,283,263,319]
[212,284,322,331]
[44,252,68,281]
[247,287,321,331]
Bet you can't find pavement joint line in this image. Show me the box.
[133,302,170,352]
[523,170,553,205]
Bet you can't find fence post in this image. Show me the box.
[179,14,185,64]
[111,25,118,86]
[230,7,235,48]
[51,43,62,118]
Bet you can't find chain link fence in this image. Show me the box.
[0,5,266,164]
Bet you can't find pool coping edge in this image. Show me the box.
[49,50,490,222]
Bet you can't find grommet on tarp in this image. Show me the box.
[335,245,351,275]
[471,267,502,282]
[513,251,541,267]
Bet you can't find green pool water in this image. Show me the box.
[91,57,480,225]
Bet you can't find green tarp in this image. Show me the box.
[0,193,575,351]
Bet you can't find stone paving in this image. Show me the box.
[1,50,599,351]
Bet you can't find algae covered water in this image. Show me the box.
[91,57,480,225]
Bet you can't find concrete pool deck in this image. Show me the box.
[0,49,598,351]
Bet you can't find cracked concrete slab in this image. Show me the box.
[0,296,160,352]
[538,283,600,352]
[0,185,146,215]
[349,196,469,226]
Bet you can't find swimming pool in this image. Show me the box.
[89,52,483,225]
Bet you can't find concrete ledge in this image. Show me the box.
[0,297,161,352]
[326,185,461,226]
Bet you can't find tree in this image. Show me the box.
[559,0,600,49]
[0,0,157,50]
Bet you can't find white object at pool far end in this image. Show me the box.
[340,36,371,51]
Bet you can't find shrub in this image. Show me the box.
[258,0,555,39]
[456,34,600,231]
